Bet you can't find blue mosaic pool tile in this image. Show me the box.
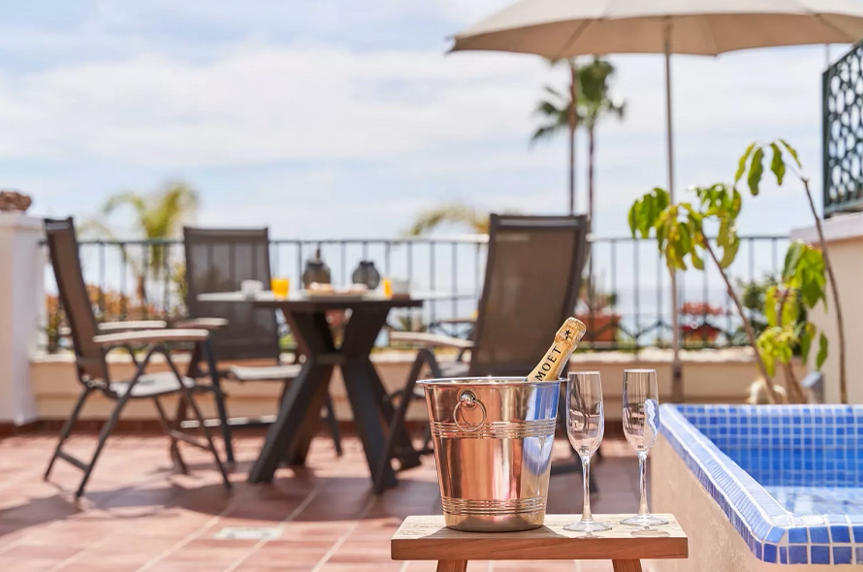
[811,545,831,564]
[834,546,853,564]
[790,545,808,564]
[766,526,784,543]
[788,527,808,544]
[660,404,863,566]
[831,526,851,543]
[809,526,829,544]
[763,542,777,563]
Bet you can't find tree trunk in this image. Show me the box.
[568,60,579,215]
[801,178,847,403]
[702,238,781,403]
[588,125,595,228]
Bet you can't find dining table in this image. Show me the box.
[197,290,425,489]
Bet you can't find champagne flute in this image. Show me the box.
[621,369,667,527]
[564,371,610,532]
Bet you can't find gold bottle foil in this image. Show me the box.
[527,317,586,382]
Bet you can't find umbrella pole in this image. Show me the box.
[664,21,683,403]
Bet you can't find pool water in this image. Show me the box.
[764,486,863,516]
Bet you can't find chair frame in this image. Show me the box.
[375,214,589,493]
[43,218,230,499]
[180,226,342,464]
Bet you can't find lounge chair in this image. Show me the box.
[43,218,230,498]
[180,227,342,465]
[377,214,589,493]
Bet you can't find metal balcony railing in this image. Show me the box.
[42,234,788,352]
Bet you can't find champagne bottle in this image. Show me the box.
[526,317,586,382]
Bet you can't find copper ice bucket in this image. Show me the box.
[419,377,560,532]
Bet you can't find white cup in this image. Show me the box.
[241,280,264,298]
[391,278,410,297]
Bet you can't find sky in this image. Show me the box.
[0,0,846,239]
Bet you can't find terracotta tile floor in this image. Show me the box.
[0,433,642,571]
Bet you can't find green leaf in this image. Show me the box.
[778,139,802,168]
[765,286,778,327]
[736,142,757,184]
[816,332,829,370]
[719,231,740,268]
[783,241,804,282]
[690,247,704,270]
[770,142,786,186]
[628,203,638,237]
[748,147,765,196]
[799,323,814,363]
[781,290,799,326]
[757,331,777,377]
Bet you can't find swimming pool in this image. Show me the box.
[657,404,863,567]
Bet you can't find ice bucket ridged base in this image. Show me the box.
[420,377,560,532]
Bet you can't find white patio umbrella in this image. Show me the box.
[451,0,863,401]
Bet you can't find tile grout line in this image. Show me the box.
[45,534,117,572]
[133,490,240,572]
[220,482,325,572]
[308,494,377,572]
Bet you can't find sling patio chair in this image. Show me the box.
[376,214,589,493]
[43,218,230,499]
[180,227,342,465]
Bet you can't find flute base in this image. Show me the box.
[621,514,669,527]
[563,518,612,532]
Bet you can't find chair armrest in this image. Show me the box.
[389,331,474,350]
[172,317,229,330]
[92,329,209,347]
[98,321,168,332]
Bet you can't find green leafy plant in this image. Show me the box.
[629,184,784,403]
[737,276,779,342]
[756,241,828,403]
[737,140,847,403]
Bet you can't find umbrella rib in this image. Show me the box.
[553,0,625,59]
[553,18,595,60]
[791,0,858,41]
[698,14,721,55]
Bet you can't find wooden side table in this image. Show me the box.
[391,515,688,572]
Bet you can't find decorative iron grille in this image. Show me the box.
[823,42,863,217]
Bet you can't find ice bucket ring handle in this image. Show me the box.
[453,390,487,432]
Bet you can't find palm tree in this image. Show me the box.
[405,203,489,236]
[530,58,579,215]
[531,58,624,224]
[578,58,625,226]
[88,181,199,303]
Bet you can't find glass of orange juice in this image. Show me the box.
[271,277,290,299]
[382,278,393,298]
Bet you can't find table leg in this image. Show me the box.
[340,307,416,489]
[283,362,334,466]
[342,357,397,488]
[436,561,467,572]
[612,560,643,572]
[360,359,421,471]
[280,311,339,466]
[248,359,332,483]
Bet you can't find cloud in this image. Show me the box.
[0,46,556,168]
[0,2,838,239]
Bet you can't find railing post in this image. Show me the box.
[0,213,44,425]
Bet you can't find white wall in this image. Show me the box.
[0,214,44,424]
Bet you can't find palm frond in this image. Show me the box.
[404,203,488,236]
